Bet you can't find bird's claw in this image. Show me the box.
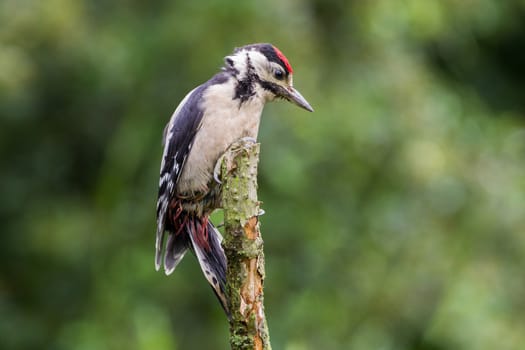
[229,136,258,153]
[213,154,225,184]
[215,137,258,184]
[239,136,257,144]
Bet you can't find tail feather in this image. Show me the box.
[158,212,229,316]
[164,232,190,275]
[188,220,229,316]
[155,228,165,271]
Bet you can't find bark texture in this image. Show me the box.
[220,140,271,350]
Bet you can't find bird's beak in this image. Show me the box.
[284,87,314,112]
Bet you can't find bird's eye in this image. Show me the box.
[274,69,284,80]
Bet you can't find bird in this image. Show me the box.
[155,43,313,315]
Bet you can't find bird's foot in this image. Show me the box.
[213,153,225,184]
[239,136,257,144]
[228,137,257,152]
[215,137,258,184]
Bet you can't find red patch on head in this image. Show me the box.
[272,45,293,74]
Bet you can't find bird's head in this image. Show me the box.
[224,43,313,112]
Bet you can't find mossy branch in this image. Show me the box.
[220,139,271,350]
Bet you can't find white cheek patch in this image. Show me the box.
[247,51,269,74]
[227,49,267,79]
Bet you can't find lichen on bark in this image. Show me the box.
[220,139,271,350]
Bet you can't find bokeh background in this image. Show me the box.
[2,1,525,349]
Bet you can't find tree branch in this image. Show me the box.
[220,139,271,350]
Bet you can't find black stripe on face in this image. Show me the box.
[233,53,257,103]
[259,80,286,98]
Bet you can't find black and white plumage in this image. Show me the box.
[155,43,313,315]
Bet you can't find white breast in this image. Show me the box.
[177,79,265,194]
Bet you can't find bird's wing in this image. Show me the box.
[155,85,206,270]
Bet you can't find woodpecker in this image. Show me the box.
[155,43,313,314]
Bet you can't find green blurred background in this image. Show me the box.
[2,0,525,349]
